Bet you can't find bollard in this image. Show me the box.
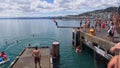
[52,42,60,59]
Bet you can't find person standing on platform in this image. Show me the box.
[83,21,87,32]
[87,20,90,29]
[32,46,41,68]
[112,9,120,34]
[94,19,97,30]
[101,20,106,31]
[80,20,82,27]
[108,22,115,42]
[97,20,101,31]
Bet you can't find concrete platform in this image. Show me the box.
[10,47,52,68]
[95,29,120,43]
[79,28,120,43]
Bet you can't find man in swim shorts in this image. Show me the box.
[32,46,41,68]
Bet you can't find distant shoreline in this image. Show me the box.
[0,17,54,19]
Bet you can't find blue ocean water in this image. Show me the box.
[0,19,106,68]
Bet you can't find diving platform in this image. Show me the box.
[9,47,53,68]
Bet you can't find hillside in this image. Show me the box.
[63,7,118,19]
[79,7,117,16]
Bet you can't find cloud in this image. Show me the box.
[0,0,119,17]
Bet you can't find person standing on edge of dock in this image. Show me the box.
[97,19,101,32]
[32,46,41,68]
[87,19,90,29]
[80,20,82,27]
[83,20,87,32]
[107,42,120,68]
[94,19,97,30]
[101,20,106,31]
[112,9,120,34]
[108,22,115,42]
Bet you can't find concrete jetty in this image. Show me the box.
[72,28,120,60]
[9,47,53,68]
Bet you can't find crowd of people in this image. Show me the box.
[80,15,117,42]
[79,6,120,68]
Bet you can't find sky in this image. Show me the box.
[0,0,120,17]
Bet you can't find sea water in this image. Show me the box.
[0,19,107,68]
